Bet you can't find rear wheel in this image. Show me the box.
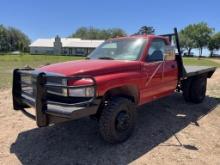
[182,78,192,102]
[182,76,207,103]
[99,97,136,144]
[190,76,207,103]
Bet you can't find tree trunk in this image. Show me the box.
[198,47,203,59]
[210,50,213,57]
[187,48,192,56]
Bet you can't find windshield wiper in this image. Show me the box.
[98,57,114,60]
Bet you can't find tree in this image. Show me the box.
[0,25,10,52]
[136,26,155,35]
[208,32,220,56]
[179,22,213,57]
[0,25,30,52]
[8,27,30,52]
[179,25,195,56]
[191,22,214,58]
[109,28,127,38]
[71,27,88,39]
[70,27,127,40]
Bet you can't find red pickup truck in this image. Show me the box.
[12,28,216,143]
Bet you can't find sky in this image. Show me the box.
[0,0,219,43]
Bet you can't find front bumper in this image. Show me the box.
[12,68,101,127]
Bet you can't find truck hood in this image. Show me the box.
[38,60,141,76]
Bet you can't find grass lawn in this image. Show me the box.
[0,54,84,89]
[183,57,220,67]
[0,54,219,89]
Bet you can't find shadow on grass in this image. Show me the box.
[10,93,220,165]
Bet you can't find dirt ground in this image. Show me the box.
[210,59,220,64]
[0,70,220,165]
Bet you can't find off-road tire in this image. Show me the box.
[182,78,192,102]
[190,76,207,103]
[99,97,136,144]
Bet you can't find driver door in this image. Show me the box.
[141,38,167,103]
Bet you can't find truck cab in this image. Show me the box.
[12,28,216,143]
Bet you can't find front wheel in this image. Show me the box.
[99,97,136,144]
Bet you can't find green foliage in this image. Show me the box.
[191,22,214,57]
[0,25,10,51]
[208,32,220,56]
[179,22,214,57]
[0,25,30,53]
[179,25,195,55]
[70,27,127,40]
[136,26,155,35]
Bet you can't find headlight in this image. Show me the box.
[68,87,95,97]
[47,76,95,97]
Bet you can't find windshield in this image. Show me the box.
[88,38,147,60]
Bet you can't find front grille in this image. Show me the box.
[46,76,66,96]
[20,71,66,98]
[21,74,36,97]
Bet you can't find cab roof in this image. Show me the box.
[107,34,170,43]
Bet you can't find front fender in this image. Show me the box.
[95,72,142,103]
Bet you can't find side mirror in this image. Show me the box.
[164,46,175,61]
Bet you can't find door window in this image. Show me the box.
[147,39,166,62]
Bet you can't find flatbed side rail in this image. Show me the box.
[184,66,217,79]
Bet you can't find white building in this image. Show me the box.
[29,36,104,56]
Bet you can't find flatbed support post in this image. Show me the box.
[174,27,186,79]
